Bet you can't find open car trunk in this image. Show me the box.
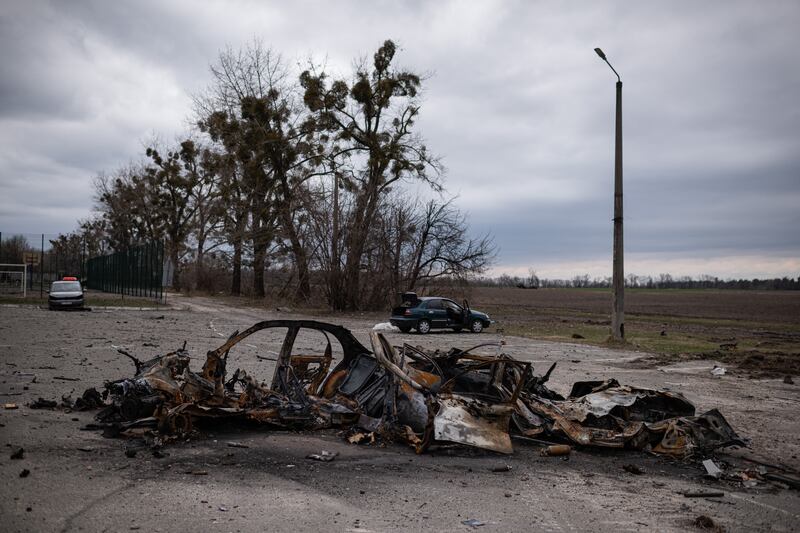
[391,292,420,315]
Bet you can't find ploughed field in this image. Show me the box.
[470,287,800,377]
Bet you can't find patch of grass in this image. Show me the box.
[0,296,48,306]
[626,312,800,333]
[0,295,166,308]
[623,330,719,356]
[91,299,167,308]
[500,322,610,346]
[491,309,798,359]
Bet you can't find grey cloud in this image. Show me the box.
[0,0,797,277]
[0,13,92,120]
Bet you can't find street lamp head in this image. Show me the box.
[594,47,620,83]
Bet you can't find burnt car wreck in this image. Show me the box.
[92,320,746,457]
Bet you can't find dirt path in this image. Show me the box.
[1,297,798,532]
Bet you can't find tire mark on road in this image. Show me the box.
[59,482,134,533]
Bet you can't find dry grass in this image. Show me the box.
[0,291,166,308]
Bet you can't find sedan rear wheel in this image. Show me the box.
[470,319,483,333]
[417,319,431,334]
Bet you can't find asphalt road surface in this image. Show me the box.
[1,296,798,532]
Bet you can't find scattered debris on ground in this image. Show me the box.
[623,464,644,475]
[763,472,800,490]
[69,320,746,458]
[684,490,725,498]
[541,444,571,457]
[694,514,725,532]
[644,348,800,379]
[306,450,338,462]
[29,398,58,409]
[29,388,103,411]
[703,459,723,479]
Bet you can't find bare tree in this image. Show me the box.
[0,235,36,263]
[196,41,323,299]
[184,144,224,290]
[142,140,206,290]
[195,42,286,297]
[301,40,443,310]
[85,38,497,308]
[403,199,495,291]
[94,164,160,251]
[198,114,251,295]
[526,268,540,289]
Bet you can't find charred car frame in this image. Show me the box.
[93,320,745,457]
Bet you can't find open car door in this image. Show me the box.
[461,299,471,326]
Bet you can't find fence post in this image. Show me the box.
[39,234,44,298]
[162,241,165,304]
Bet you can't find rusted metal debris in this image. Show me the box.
[89,320,746,456]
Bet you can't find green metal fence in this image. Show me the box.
[86,242,165,301]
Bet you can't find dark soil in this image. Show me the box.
[470,287,800,325]
[463,287,800,377]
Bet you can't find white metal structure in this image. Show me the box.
[0,263,26,297]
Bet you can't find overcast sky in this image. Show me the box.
[1,0,798,279]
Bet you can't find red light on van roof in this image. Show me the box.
[63,276,78,281]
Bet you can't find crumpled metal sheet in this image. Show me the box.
[561,378,695,423]
[559,386,694,422]
[434,394,514,454]
[523,394,649,448]
[519,385,745,457]
[649,409,746,457]
[90,320,745,458]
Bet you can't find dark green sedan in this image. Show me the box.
[390,293,493,334]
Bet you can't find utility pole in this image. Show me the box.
[595,47,625,341]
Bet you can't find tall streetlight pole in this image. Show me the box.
[594,47,624,341]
